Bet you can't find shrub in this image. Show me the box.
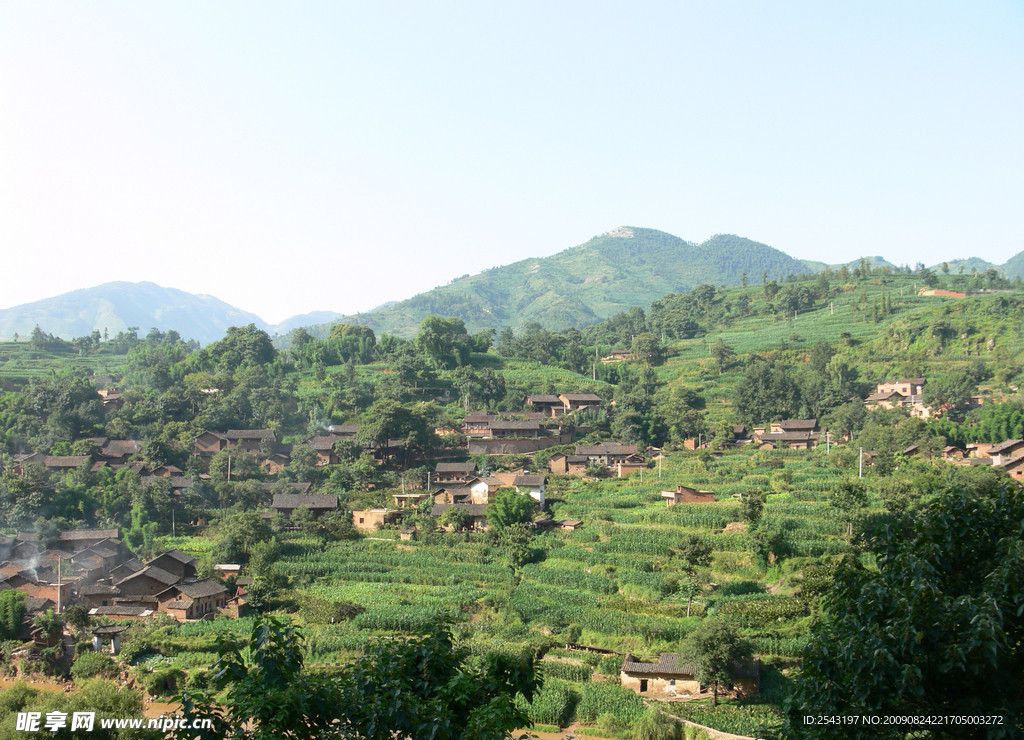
[632,706,682,740]
[70,651,119,682]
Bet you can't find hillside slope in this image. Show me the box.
[0,282,267,345]
[314,227,810,338]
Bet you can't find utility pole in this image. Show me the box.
[830,301,834,315]
[859,447,863,478]
[658,455,662,480]
[227,455,232,481]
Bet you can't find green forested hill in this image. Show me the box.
[309,228,811,338]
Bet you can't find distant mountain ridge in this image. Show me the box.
[0,282,269,345]
[312,228,813,337]
[3,229,1023,344]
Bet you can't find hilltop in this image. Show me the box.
[306,228,811,338]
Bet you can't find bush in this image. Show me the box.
[135,665,184,697]
[632,706,682,740]
[71,651,119,682]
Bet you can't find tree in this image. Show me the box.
[740,491,764,525]
[177,618,538,740]
[711,341,736,372]
[416,316,471,369]
[788,480,1024,737]
[0,590,25,640]
[676,534,712,570]
[829,478,867,537]
[680,619,754,708]
[486,489,537,529]
[631,333,665,366]
[439,505,472,531]
[32,609,64,645]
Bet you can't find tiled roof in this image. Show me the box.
[150,549,197,566]
[271,493,339,510]
[526,395,561,404]
[490,421,541,431]
[117,565,179,587]
[621,653,758,679]
[759,431,813,442]
[306,436,338,451]
[162,579,227,599]
[513,475,546,487]
[225,429,276,440]
[434,462,477,473]
[60,528,120,542]
[988,438,1024,455]
[559,393,602,402]
[43,456,90,468]
[89,606,153,617]
[575,443,638,456]
[776,419,818,431]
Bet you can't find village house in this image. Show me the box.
[600,349,632,363]
[224,429,277,453]
[965,442,996,459]
[489,420,542,439]
[114,565,181,603]
[271,493,339,519]
[433,461,478,484]
[351,509,400,533]
[661,485,716,505]
[261,453,290,475]
[558,392,603,414]
[146,550,198,581]
[757,431,817,451]
[305,436,340,466]
[616,459,647,478]
[525,395,564,418]
[97,388,124,410]
[392,491,431,509]
[940,445,966,461]
[575,443,639,467]
[768,419,818,435]
[462,412,495,436]
[156,579,228,621]
[1001,454,1024,481]
[547,453,590,477]
[987,438,1024,466]
[79,583,121,610]
[509,474,546,506]
[109,558,145,582]
[97,439,142,462]
[620,653,759,701]
[193,430,228,458]
[876,378,926,399]
[325,423,360,438]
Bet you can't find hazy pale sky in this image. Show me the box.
[2,2,1022,323]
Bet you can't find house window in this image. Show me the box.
[639,679,648,692]
[359,518,364,524]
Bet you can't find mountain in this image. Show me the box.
[0,282,267,345]
[270,311,345,335]
[307,228,812,338]
[1001,250,1024,280]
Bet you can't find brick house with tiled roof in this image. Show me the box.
[620,653,759,700]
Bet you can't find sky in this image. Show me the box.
[2,2,1022,323]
